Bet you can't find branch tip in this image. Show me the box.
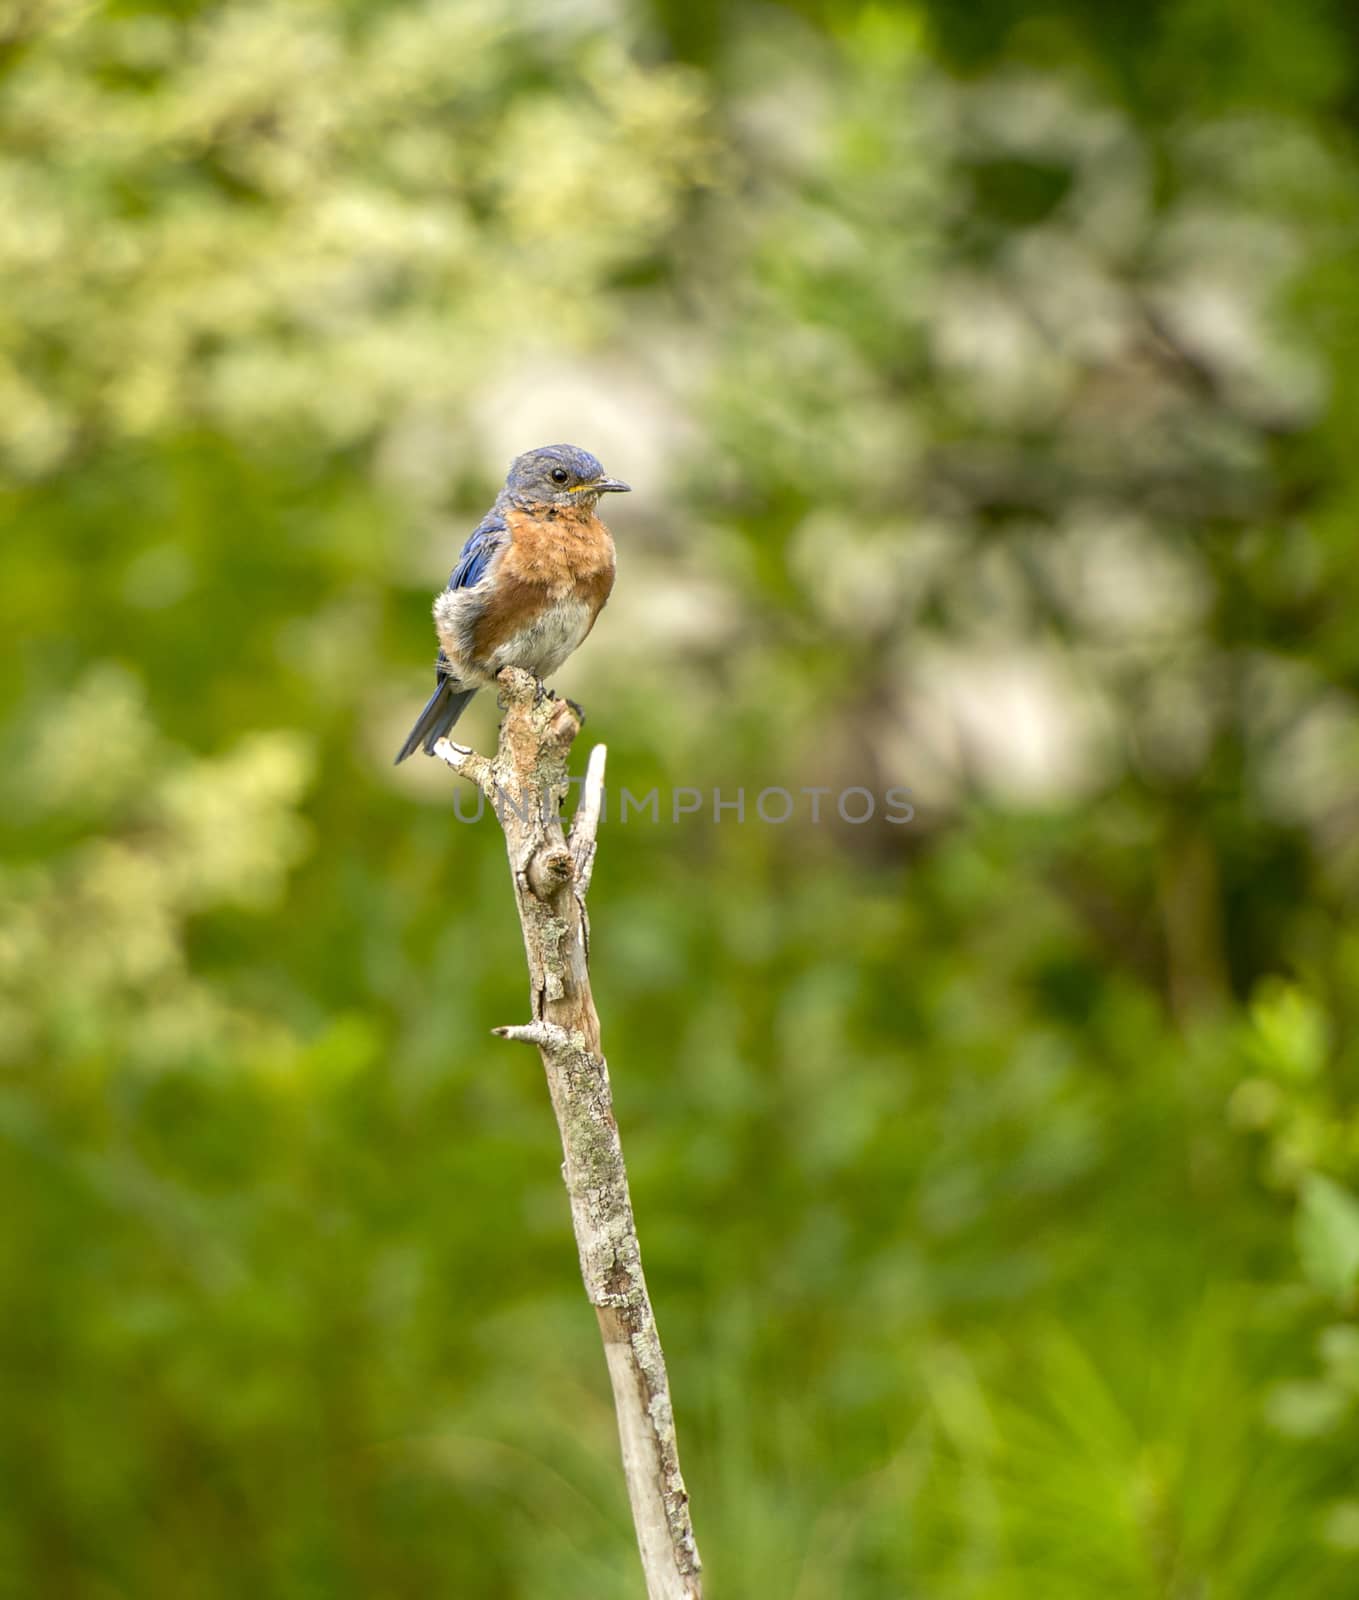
[569,743,608,890]
[431,736,494,792]
[492,1021,573,1051]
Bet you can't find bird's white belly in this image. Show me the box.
[487,597,594,678]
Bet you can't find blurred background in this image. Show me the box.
[3,0,1359,1594]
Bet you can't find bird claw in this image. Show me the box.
[532,680,584,724]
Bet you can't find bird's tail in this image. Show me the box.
[393,681,476,764]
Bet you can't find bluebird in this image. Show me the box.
[395,444,630,763]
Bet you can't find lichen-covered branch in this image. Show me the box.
[435,669,702,1600]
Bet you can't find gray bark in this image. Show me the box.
[434,668,702,1600]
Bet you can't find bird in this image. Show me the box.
[394,443,630,763]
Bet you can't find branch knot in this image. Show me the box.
[527,845,575,899]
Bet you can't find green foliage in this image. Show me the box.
[0,0,707,472]
[4,0,1359,1595]
[1297,1176,1359,1303]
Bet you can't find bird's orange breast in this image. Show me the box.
[500,504,616,594]
[471,504,616,663]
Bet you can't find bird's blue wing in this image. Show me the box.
[395,511,508,764]
[447,511,507,591]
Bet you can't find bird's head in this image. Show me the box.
[502,444,631,509]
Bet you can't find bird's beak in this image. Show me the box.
[594,476,631,494]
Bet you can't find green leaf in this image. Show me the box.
[1319,1324,1359,1393]
[1262,1379,1350,1438]
[1297,1174,1359,1300]
[1248,981,1330,1082]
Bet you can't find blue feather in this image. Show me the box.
[393,514,507,763]
[447,512,507,590]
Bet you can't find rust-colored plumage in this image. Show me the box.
[470,504,616,662]
[395,444,629,764]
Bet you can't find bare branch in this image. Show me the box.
[432,736,495,796]
[445,668,701,1600]
[491,1021,569,1047]
[569,741,608,894]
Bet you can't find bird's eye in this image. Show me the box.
[550,467,569,484]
